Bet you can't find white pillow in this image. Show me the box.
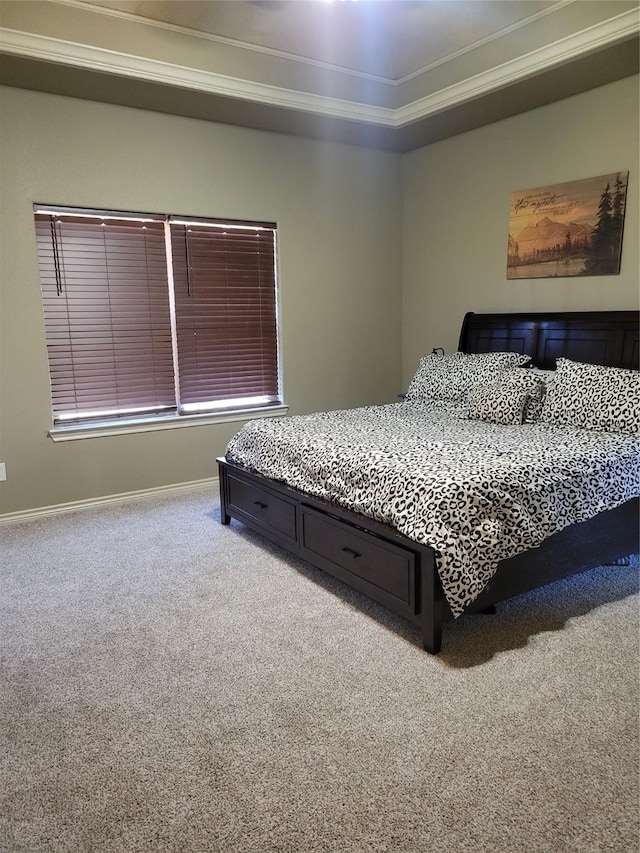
[405,351,530,402]
[467,384,528,425]
[499,369,548,422]
[540,358,639,434]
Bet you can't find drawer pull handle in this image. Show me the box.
[341,546,361,560]
[253,500,268,510]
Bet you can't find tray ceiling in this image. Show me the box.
[83,0,561,81]
[0,0,638,150]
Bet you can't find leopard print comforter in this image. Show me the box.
[225,401,640,616]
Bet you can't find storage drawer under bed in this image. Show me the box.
[300,506,417,616]
[226,471,298,545]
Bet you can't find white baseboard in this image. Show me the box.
[0,477,219,526]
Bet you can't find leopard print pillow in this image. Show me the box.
[499,368,548,422]
[467,384,528,425]
[540,358,640,434]
[406,351,531,402]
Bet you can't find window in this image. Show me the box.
[34,205,281,433]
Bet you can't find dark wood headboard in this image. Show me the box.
[458,310,639,370]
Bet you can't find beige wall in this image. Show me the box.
[1,75,638,515]
[0,86,402,513]
[402,75,640,383]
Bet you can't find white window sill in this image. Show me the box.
[48,404,289,442]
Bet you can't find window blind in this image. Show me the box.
[34,207,281,427]
[34,212,176,423]
[170,219,280,411]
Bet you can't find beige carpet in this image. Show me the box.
[1,489,638,852]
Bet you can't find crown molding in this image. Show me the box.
[395,0,573,85]
[1,7,638,129]
[396,7,640,125]
[0,28,397,125]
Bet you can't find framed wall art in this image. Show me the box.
[506,172,628,279]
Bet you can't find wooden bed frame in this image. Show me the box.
[219,310,640,653]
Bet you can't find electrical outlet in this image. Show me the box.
[0,463,6,481]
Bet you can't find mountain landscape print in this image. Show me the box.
[507,172,628,279]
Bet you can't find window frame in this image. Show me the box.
[34,204,286,441]
[47,404,289,442]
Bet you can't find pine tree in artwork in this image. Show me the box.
[581,178,624,275]
[611,172,626,262]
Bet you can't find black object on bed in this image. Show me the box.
[218,310,639,653]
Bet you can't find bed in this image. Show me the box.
[218,310,640,653]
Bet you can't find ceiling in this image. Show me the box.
[0,0,638,150]
[83,0,560,81]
